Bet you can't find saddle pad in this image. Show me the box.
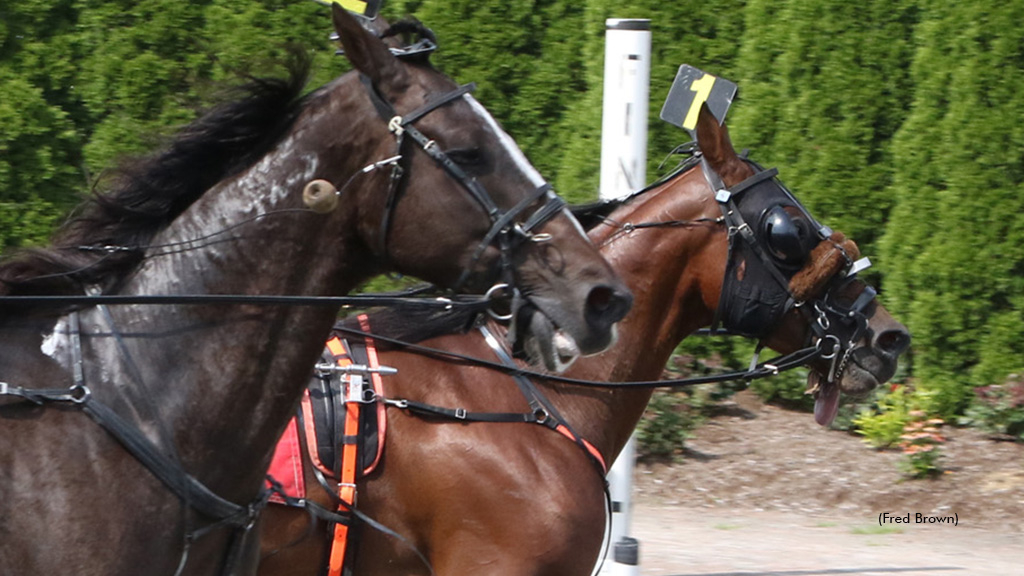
[306,336,385,476]
[266,324,387,506]
[266,417,305,503]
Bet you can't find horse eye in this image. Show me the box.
[446,147,486,168]
[763,205,813,266]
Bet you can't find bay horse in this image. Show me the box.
[257,104,910,575]
[0,6,630,576]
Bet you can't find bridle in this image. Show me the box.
[357,74,568,298]
[706,156,876,386]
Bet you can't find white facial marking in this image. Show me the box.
[41,317,69,361]
[465,96,593,243]
[465,96,546,188]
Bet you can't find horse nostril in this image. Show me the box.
[586,285,632,324]
[875,328,911,357]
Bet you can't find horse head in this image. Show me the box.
[327,6,631,371]
[694,105,910,425]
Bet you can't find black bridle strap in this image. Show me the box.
[356,74,575,299]
[399,82,478,126]
[402,120,498,217]
[452,184,562,290]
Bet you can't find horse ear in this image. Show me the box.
[695,103,745,183]
[332,4,408,95]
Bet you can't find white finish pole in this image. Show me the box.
[598,17,649,576]
[599,18,651,201]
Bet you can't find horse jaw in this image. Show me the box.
[519,310,582,373]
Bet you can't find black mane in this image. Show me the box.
[0,53,311,297]
[336,300,481,345]
[570,198,627,231]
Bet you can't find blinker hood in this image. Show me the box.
[712,166,831,339]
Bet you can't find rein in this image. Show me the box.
[0,291,493,311]
[331,321,823,390]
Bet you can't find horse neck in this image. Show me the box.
[549,169,726,464]
[86,84,386,501]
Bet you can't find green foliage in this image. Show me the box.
[879,1,1024,420]
[728,0,919,260]
[852,385,913,449]
[1,0,334,224]
[0,197,64,253]
[748,367,814,411]
[635,388,704,460]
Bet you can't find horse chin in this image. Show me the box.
[518,310,581,373]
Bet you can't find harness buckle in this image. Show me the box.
[69,384,91,404]
[847,256,872,277]
[533,408,549,424]
[0,382,8,395]
[454,408,467,420]
[387,116,404,136]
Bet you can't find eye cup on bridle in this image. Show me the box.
[762,205,815,266]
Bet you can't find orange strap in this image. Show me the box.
[327,314,381,576]
[326,334,358,576]
[554,424,607,474]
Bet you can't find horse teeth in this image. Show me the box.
[553,330,579,358]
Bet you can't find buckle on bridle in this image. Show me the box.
[388,116,404,136]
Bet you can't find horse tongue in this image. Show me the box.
[810,371,841,427]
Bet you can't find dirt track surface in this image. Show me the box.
[626,391,1024,575]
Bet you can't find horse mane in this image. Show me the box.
[0,52,312,298]
[336,300,481,345]
[570,198,627,231]
[571,152,704,230]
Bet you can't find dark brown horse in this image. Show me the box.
[0,7,629,576]
[257,104,910,575]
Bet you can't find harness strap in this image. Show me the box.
[331,323,823,389]
[316,314,386,576]
[81,397,252,522]
[0,310,267,573]
[478,324,607,475]
[323,335,360,576]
